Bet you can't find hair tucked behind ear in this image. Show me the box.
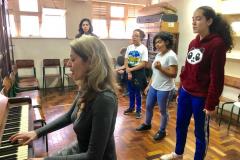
[70,35,118,103]
[198,6,234,52]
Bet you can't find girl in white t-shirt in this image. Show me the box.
[136,32,178,140]
[123,29,148,119]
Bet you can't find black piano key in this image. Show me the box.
[0,154,17,160]
[0,146,17,156]
[1,106,29,160]
[6,121,21,126]
[4,122,20,129]
[2,134,16,141]
[0,140,19,147]
[8,110,21,114]
[6,117,21,122]
[4,127,20,133]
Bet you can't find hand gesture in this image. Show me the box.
[127,72,132,80]
[154,61,161,70]
[117,69,124,74]
[9,131,37,145]
[144,86,149,96]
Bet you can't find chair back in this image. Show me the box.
[15,59,36,78]
[43,59,61,67]
[42,59,62,91]
[16,59,34,68]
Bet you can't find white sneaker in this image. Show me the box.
[160,152,183,160]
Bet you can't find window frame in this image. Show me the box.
[92,2,144,39]
[8,0,66,38]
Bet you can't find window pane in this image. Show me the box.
[19,0,38,12]
[231,21,240,36]
[109,20,125,39]
[20,16,39,37]
[41,8,66,38]
[126,18,138,38]
[110,6,124,18]
[92,19,108,38]
[9,15,17,37]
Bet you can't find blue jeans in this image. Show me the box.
[128,80,141,112]
[175,87,209,160]
[145,86,171,132]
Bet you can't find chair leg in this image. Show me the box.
[219,105,224,126]
[237,108,240,126]
[228,105,235,130]
[216,105,219,115]
[63,76,65,89]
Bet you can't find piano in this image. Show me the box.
[0,93,34,160]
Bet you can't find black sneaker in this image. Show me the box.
[136,123,151,131]
[135,111,142,119]
[124,108,134,115]
[153,130,166,140]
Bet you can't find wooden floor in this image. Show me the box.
[34,88,240,160]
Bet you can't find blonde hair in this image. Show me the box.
[70,35,117,103]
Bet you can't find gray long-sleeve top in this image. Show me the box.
[35,90,118,160]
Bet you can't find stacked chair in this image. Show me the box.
[15,59,39,92]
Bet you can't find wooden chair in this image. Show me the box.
[13,62,39,92]
[42,59,63,94]
[63,58,75,88]
[15,59,37,80]
[217,75,240,130]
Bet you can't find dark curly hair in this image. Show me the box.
[197,6,234,52]
[153,32,174,51]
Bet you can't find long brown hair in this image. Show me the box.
[70,35,118,104]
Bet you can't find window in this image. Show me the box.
[9,15,17,37]
[92,2,143,39]
[20,16,39,37]
[110,6,124,18]
[41,8,66,38]
[109,20,125,38]
[8,0,66,38]
[19,0,38,12]
[92,19,108,38]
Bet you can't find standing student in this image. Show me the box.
[75,18,97,38]
[115,47,128,96]
[123,29,148,119]
[161,6,233,160]
[10,35,118,160]
[136,32,178,141]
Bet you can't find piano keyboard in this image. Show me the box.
[0,105,29,160]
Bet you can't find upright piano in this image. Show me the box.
[0,93,34,160]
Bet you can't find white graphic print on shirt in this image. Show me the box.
[186,48,204,65]
[128,50,141,67]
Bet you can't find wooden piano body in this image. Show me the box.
[0,93,34,160]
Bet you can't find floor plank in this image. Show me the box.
[34,88,240,160]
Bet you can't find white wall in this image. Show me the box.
[13,0,130,88]
[13,0,240,102]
